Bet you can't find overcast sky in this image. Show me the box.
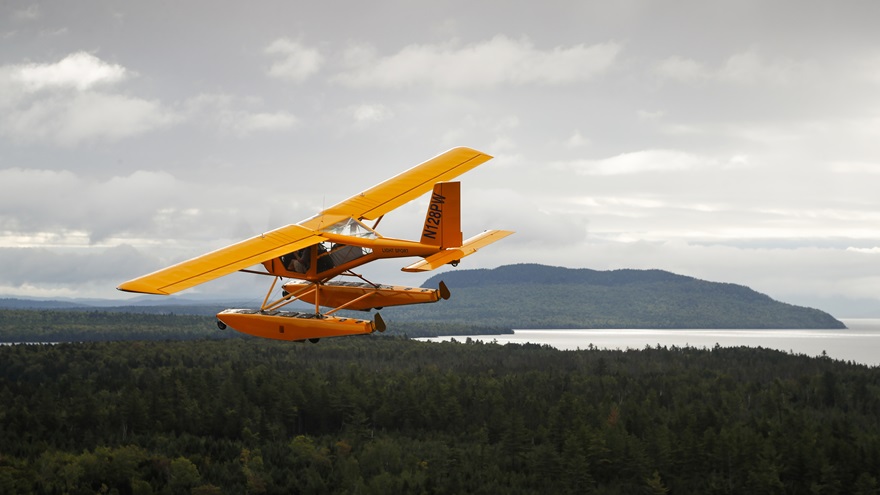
[2,1,879,316]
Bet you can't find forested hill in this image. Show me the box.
[388,263,845,329]
[3,339,879,493]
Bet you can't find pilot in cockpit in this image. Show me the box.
[282,248,309,273]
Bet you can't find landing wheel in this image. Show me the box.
[217,320,227,330]
[309,338,320,344]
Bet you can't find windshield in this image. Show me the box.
[320,218,378,239]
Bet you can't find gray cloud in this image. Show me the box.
[265,38,324,82]
[13,52,127,91]
[0,244,151,289]
[0,52,178,145]
[333,36,621,89]
[654,49,815,86]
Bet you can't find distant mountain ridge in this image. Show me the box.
[0,297,244,316]
[1,264,846,330]
[0,298,85,310]
[384,263,846,329]
[428,264,706,287]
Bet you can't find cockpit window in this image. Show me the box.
[321,218,378,239]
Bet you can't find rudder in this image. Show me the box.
[420,182,462,248]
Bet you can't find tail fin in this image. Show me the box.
[420,182,462,248]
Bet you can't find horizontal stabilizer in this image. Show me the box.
[401,230,514,272]
[118,225,323,295]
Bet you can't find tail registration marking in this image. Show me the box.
[422,192,445,240]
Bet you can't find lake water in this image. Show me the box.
[419,318,880,367]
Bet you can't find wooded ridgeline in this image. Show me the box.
[1,336,879,494]
[400,264,847,329]
[0,309,508,342]
[1,263,847,330]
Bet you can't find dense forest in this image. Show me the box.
[0,310,232,343]
[389,264,846,329]
[0,309,508,342]
[2,336,879,494]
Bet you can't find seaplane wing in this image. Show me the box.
[301,146,492,229]
[118,224,323,295]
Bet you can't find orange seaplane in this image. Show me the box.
[118,147,513,342]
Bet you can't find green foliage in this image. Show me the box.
[0,310,238,342]
[397,263,846,329]
[1,338,879,493]
[0,309,506,342]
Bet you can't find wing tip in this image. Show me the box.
[117,281,169,296]
[447,145,493,161]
